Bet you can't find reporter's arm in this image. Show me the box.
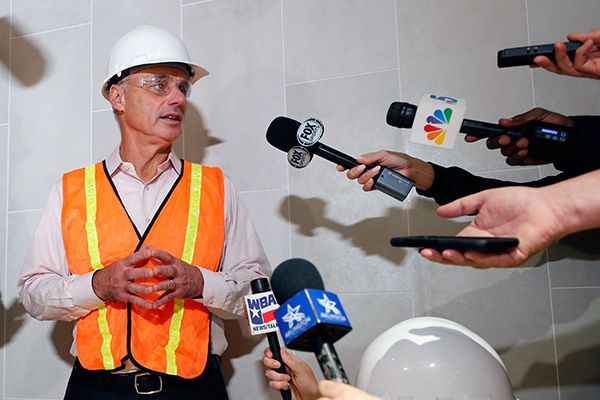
[317,380,381,400]
[532,29,600,79]
[263,347,319,400]
[420,169,600,268]
[336,150,434,191]
[417,163,577,205]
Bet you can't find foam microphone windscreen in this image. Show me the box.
[386,102,417,129]
[266,116,303,152]
[271,258,325,304]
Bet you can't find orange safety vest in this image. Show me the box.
[61,160,224,378]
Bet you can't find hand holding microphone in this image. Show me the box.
[266,116,414,201]
[246,278,292,400]
[387,102,573,164]
[263,347,320,400]
[476,108,574,166]
[337,150,435,193]
[532,29,600,79]
[271,258,351,384]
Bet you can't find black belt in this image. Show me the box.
[71,357,220,395]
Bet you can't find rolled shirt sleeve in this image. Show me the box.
[18,183,105,321]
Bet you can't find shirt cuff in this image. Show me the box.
[196,269,228,308]
[70,271,105,310]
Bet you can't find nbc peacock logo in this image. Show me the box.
[423,108,453,145]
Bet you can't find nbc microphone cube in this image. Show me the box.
[274,289,352,351]
[244,291,280,335]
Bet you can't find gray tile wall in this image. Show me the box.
[1,1,599,399]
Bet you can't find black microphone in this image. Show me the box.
[271,258,351,383]
[266,116,414,201]
[386,102,571,162]
[249,278,292,400]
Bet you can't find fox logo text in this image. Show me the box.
[287,146,312,168]
[297,117,324,147]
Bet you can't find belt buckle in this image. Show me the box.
[134,372,163,395]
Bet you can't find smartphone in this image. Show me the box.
[497,41,581,68]
[390,236,519,252]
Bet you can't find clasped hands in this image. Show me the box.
[91,245,204,309]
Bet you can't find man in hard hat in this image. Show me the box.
[18,25,270,399]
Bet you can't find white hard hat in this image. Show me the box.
[357,317,518,400]
[102,25,208,99]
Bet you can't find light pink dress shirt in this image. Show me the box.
[18,149,271,357]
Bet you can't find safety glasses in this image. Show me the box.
[122,74,192,98]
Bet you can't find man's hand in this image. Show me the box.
[92,245,205,309]
[418,185,567,268]
[317,380,381,400]
[263,347,319,400]
[465,107,573,166]
[144,247,205,308]
[336,150,434,192]
[92,246,159,308]
[532,29,600,79]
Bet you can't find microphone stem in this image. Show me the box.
[314,143,359,170]
[267,333,292,400]
[313,337,350,384]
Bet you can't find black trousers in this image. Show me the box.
[64,356,229,400]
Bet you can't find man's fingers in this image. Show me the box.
[124,294,154,309]
[125,246,157,267]
[127,282,156,296]
[464,134,480,142]
[149,278,177,292]
[267,376,291,391]
[151,264,178,279]
[419,248,445,263]
[463,250,520,268]
[533,55,560,73]
[437,192,485,219]
[362,179,375,192]
[125,266,157,281]
[262,355,281,370]
[485,135,511,149]
[357,152,387,165]
[152,291,178,309]
[357,166,380,185]
[147,248,177,265]
[346,164,366,180]
[264,347,273,358]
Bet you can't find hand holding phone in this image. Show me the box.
[497,41,581,68]
[390,236,519,252]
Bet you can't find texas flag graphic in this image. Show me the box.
[245,291,280,335]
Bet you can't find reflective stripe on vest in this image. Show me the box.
[63,160,224,378]
[165,163,202,375]
[84,164,114,370]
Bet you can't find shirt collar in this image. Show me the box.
[105,147,182,177]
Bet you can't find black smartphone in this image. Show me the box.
[497,41,581,68]
[390,236,519,252]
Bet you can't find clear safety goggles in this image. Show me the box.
[122,74,192,98]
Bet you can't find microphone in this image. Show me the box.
[271,258,351,384]
[386,102,571,162]
[266,116,414,202]
[246,278,292,400]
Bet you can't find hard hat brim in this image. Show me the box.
[102,61,208,100]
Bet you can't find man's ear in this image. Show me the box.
[108,85,126,111]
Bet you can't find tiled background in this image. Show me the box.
[1,1,600,399]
